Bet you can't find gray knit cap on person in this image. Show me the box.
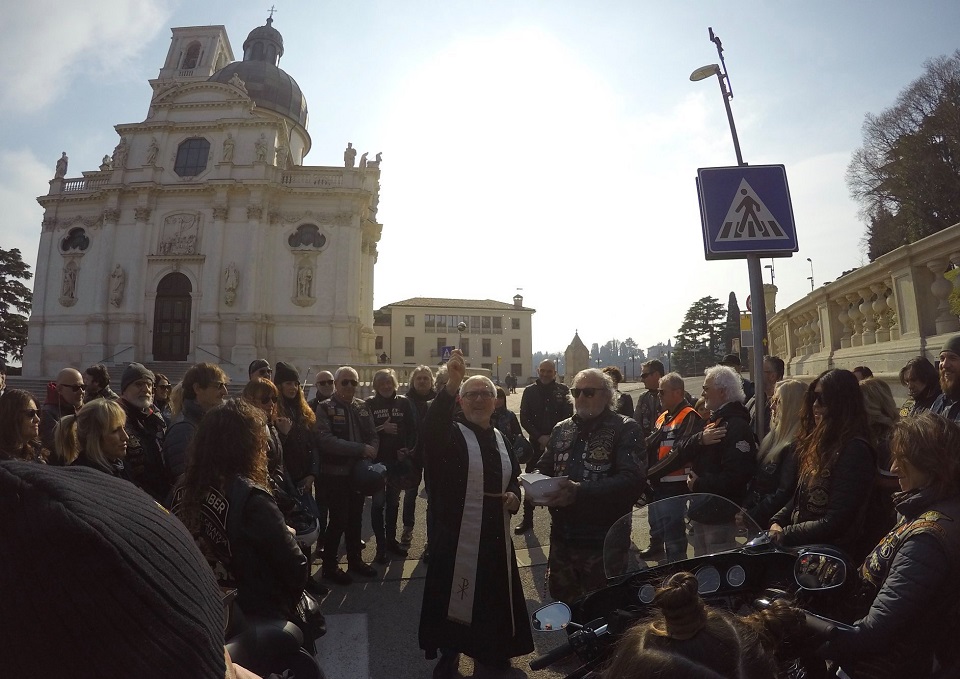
[120,361,155,393]
[0,461,225,678]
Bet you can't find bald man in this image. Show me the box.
[40,367,85,459]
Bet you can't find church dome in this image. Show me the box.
[208,17,307,130]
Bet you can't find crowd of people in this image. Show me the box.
[1,333,959,678]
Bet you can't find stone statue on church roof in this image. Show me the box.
[54,152,68,178]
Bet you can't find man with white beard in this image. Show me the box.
[931,335,960,423]
[118,362,169,502]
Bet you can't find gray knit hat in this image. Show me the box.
[121,361,155,393]
[0,461,225,678]
[942,334,960,357]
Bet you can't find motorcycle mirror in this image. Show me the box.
[794,551,847,590]
[532,602,572,631]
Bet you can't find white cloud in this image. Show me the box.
[0,148,50,287]
[0,0,174,113]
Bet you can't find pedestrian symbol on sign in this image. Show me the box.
[440,346,456,362]
[716,179,789,243]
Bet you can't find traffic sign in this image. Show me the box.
[696,165,798,260]
[440,346,456,362]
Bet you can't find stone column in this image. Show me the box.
[871,282,891,343]
[859,287,876,345]
[846,293,863,347]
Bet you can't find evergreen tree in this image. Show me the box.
[0,248,33,361]
[673,296,726,376]
[724,292,742,361]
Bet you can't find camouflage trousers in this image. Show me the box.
[546,539,606,605]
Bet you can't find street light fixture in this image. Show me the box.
[806,257,815,291]
[690,27,767,444]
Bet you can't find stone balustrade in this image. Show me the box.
[768,222,960,376]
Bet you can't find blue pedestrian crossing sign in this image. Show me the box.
[696,165,798,260]
[440,346,456,362]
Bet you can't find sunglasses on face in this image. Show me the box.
[640,372,652,379]
[340,379,359,387]
[316,380,334,386]
[812,392,825,406]
[22,409,41,419]
[462,391,495,401]
[155,385,171,391]
[260,396,279,404]
[60,384,84,392]
[571,387,602,398]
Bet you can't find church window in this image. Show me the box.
[288,224,326,248]
[182,42,202,70]
[174,138,210,177]
[60,228,90,252]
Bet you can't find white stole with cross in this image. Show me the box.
[448,423,513,632]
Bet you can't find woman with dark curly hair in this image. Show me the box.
[768,369,877,561]
[173,398,307,623]
[273,362,319,499]
[823,413,960,678]
[0,389,46,462]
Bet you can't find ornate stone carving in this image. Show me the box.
[276,144,288,168]
[42,216,58,231]
[212,204,229,220]
[135,207,152,222]
[344,142,356,168]
[228,73,247,92]
[103,208,120,224]
[296,265,313,299]
[112,137,129,170]
[246,204,263,220]
[109,265,126,308]
[145,137,159,165]
[222,133,235,162]
[60,260,79,306]
[100,155,113,171]
[159,213,200,255]
[224,262,239,306]
[274,210,351,226]
[254,134,267,162]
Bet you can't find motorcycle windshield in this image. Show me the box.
[602,493,763,578]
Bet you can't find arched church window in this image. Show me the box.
[174,138,210,177]
[288,224,326,248]
[60,227,90,252]
[182,42,202,70]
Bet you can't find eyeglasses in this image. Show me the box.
[640,372,652,379]
[316,380,334,386]
[340,379,359,387]
[59,383,83,392]
[260,396,279,404]
[155,384,171,391]
[571,387,603,398]
[462,391,495,401]
[812,392,825,406]
[22,409,40,419]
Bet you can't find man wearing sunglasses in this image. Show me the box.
[308,370,335,411]
[315,366,379,583]
[632,360,665,441]
[40,367,85,455]
[535,368,645,605]
[517,359,572,534]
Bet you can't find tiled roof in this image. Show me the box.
[383,297,535,312]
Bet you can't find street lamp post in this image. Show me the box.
[690,27,768,443]
[807,257,815,291]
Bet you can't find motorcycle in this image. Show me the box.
[529,493,852,678]
[223,588,327,679]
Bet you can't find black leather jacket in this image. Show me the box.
[315,395,378,476]
[689,400,757,505]
[520,380,572,452]
[536,409,645,546]
[118,399,169,503]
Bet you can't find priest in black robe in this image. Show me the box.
[419,350,533,679]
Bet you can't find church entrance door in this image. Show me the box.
[153,273,192,361]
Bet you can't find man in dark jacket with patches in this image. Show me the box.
[687,364,756,556]
[117,362,169,503]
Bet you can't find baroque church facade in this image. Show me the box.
[24,18,382,379]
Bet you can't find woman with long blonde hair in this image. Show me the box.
[742,379,806,526]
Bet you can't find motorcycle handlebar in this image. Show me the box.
[529,639,576,671]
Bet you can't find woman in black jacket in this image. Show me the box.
[174,398,307,622]
[823,413,960,678]
[769,369,876,562]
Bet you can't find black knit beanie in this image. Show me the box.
[0,461,225,679]
[121,361,155,393]
[274,361,300,385]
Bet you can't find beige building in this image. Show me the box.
[23,17,382,379]
[376,296,535,382]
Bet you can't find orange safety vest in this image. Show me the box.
[654,405,696,482]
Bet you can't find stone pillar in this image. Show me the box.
[927,258,960,335]
[859,287,876,345]
[846,293,863,347]
[837,301,851,349]
[871,282,891,343]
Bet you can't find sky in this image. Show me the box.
[2,0,959,358]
